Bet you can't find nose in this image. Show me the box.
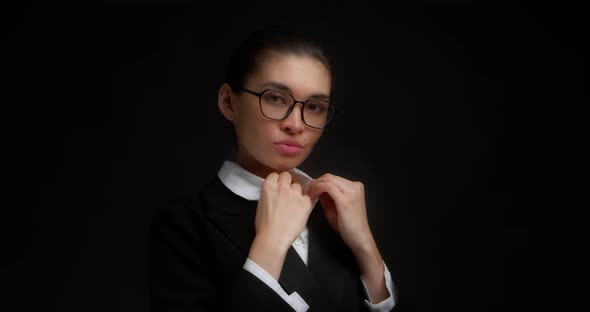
[280,102,305,133]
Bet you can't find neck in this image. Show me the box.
[235,152,277,179]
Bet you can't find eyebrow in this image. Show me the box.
[261,81,331,101]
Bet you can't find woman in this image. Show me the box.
[148,25,399,311]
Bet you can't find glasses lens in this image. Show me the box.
[304,99,335,128]
[260,90,293,119]
[259,89,335,128]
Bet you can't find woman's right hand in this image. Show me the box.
[248,171,313,279]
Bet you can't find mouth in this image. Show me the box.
[274,140,304,155]
[275,139,303,148]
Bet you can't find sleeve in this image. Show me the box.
[360,261,398,312]
[243,258,309,312]
[148,199,296,312]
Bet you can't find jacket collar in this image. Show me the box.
[217,160,314,201]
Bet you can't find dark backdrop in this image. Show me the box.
[3,1,585,311]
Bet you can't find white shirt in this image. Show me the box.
[218,160,397,312]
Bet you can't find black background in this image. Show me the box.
[3,1,586,311]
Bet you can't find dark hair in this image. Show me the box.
[225,25,334,92]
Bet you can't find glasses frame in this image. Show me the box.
[239,87,337,129]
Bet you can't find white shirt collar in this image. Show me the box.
[217,160,314,201]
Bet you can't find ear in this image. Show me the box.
[218,83,237,122]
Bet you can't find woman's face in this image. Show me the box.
[223,52,331,178]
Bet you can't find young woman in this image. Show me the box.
[148,25,400,311]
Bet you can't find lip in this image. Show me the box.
[275,139,303,148]
[274,139,304,155]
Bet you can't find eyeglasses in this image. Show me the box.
[239,87,337,129]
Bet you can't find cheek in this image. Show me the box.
[234,108,258,136]
[307,131,323,147]
[236,116,273,145]
[255,123,277,144]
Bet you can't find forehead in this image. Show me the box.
[248,52,331,98]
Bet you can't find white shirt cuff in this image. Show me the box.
[360,261,397,312]
[243,258,309,312]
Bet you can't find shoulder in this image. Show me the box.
[150,177,225,231]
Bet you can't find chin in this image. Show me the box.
[267,157,304,172]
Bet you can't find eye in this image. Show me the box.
[269,94,283,103]
[306,101,328,114]
[263,91,289,105]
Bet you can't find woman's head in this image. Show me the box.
[224,25,334,92]
[218,25,335,178]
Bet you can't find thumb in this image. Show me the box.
[320,194,339,232]
[306,179,325,199]
[305,179,317,198]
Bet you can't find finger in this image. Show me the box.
[266,172,280,184]
[302,194,313,211]
[320,193,337,215]
[307,177,344,196]
[278,171,292,186]
[289,170,306,185]
[314,173,350,192]
[305,179,321,197]
[319,193,338,222]
[307,180,343,203]
[291,182,302,194]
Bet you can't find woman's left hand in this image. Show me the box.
[306,173,375,254]
[307,173,391,303]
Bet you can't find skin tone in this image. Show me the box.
[218,52,389,303]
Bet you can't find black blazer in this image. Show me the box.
[148,177,407,311]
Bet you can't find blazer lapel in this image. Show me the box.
[279,246,331,311]
[200,178,257,257]
[307,204,364,311]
